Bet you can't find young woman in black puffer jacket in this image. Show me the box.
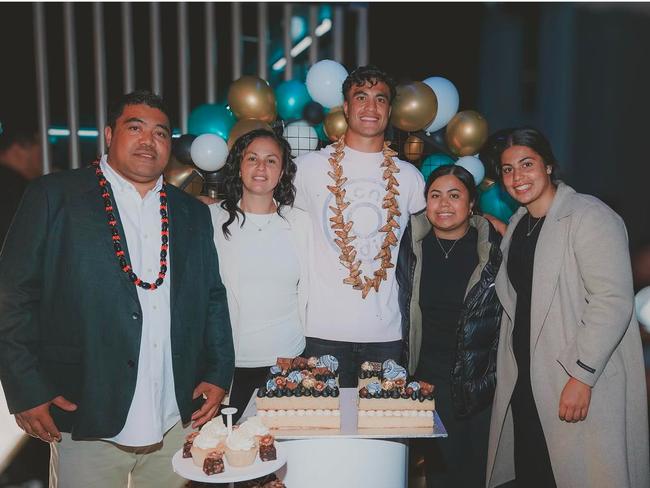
[396,164,503,488]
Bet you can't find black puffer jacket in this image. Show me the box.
[397,212,503,418]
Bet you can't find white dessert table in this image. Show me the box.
[240,387,447,488]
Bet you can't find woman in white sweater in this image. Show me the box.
[209,129,312,421]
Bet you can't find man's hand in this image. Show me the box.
[15,396,78,443]
[191,382,226,428]
[558,377,591,422]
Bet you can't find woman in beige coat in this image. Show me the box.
[486,128,649,488]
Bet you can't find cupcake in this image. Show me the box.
[225,429,258,467]
[190,417,228,467]
[239,415,270,445]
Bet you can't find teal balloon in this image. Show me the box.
[276,80,312,121]
[314,123,328,142]
[420,153,455,181]
[479,184,520,222]
[188,104,236,140]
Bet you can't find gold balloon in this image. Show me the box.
[323,108,348,141]
[403,135,424,162]
[227,75,277,123]
[227,119,272,149]
[164,157,198,188]
[390,82,438,132]
[445,110,489,157]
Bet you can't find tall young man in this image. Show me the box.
[0,91,234,487]
[295,66,425,386]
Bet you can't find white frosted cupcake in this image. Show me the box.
[238,415,270,445]
[190,417,228,467]
[225,429,257,467]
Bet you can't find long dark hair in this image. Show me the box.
[424,164,479,212]
[489,127,560,183]
[220,128,297,238]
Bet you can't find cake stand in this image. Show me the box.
[171,443,287,484]
[172,407,287,486]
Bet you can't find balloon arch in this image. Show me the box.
[169,59,518,221]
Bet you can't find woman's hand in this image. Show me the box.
[558,377,591,422]
[483,213,507,236]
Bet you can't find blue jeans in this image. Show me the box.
[303,337,403,387]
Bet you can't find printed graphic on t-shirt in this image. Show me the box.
[321,176,404,271]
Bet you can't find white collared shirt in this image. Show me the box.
[100,156,180,446]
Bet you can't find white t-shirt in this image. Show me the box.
[226,212,305,367]
[294,144,425,343]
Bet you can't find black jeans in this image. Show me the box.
[412,379,491,488]
[303,337,403,387]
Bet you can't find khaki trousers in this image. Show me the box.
[49,421,191,488]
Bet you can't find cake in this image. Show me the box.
[224,428,258,467]
[202,450,225,475]
[255,355,341,429]
[189,417,228,467]
[258,434,277,461]
[240,474,286,488]
[357,359,436,429]
[182,431,199,458]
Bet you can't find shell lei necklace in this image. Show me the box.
[93,161,168,290]
[327,136,401,299]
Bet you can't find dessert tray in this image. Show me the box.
[172,442,287,483]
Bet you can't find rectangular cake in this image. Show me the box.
[255,356,341,430]
[357,359,436,429]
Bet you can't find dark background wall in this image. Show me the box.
[1,2,649,249]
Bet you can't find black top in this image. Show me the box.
[416,226,478,383]
[508,214,545,378]
[507,213,556,487]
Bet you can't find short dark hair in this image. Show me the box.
[490,127,560,182]
[219,128,297,238]
[0,119,38,153]
[424,164,478,212]
[342,65,397,103]
[106,90,170,131]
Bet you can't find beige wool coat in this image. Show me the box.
[486,183,649,488]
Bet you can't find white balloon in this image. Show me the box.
[283,120,319,157]
[422,77,460,133]
[455,156,485,186]
[306,60,349,109]
[635,286,650,333]
[190,133,228,172]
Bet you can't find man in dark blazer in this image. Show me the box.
[0,91,234,487]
